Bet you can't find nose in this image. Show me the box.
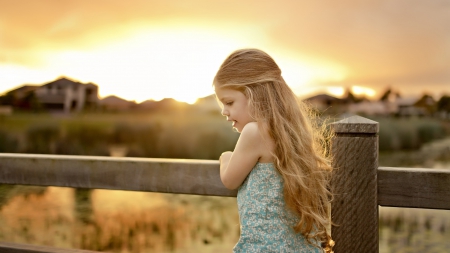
[221,107,229,116]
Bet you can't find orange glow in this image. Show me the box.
[326,87,346,97]
[1,25,348,103]
[351,85,376,97]
[1,1,449,101]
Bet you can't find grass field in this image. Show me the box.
[0,112,449,252]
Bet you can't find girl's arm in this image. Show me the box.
[219,122,263,189]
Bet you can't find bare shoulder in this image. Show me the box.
[240,122,261,138]
[240,122,274,163]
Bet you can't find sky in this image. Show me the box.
[1,0,449,103]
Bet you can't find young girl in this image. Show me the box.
[214,49,334,253]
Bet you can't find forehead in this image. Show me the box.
[214,87,244,100]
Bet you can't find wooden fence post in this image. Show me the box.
[330,115,379,253]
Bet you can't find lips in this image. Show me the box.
[227,118,236,127]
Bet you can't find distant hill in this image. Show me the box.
[99,95,136,111]
[136,98,189,111]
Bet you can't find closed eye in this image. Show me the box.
[225,101,233,106]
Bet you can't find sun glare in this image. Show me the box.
[326,86,346,97]
[1,25,348,103]
[351,85,376,97]
[0,65,61,92]
[44,28,253,104]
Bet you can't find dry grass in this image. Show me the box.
[2,186,449,253]
[379,207,450,253]
[0,187,239,253]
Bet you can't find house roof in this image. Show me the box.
[3,85,39,95]
[42,77,83,88]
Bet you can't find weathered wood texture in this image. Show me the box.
[378,167,450,210]
[0,242,103,253]
[0,153,237,197]
[330,116,379,253]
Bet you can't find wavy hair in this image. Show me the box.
[213,48,334,252]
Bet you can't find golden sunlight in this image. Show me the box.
[46,28,247,103]
[1,25,348,103]
[351,85,376,98]
[326,86,346,97]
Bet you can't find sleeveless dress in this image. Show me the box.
[233,162,322,253]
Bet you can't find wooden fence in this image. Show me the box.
[0,115,449,252]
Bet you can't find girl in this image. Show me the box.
[214,49,334,253]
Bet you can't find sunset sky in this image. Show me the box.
[1,0,449,103]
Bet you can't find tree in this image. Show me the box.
[437,95,450,112]
[379,88,392,101]
[414,94,437,115]
[344,88,358,103]
[0,92,17,106]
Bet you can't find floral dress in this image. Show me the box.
[233,163,322,253]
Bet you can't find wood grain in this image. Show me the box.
[0,153,237,197]
[330,116,379,253]
[378,167,450,210]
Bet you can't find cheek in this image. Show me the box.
[243,103,252,118]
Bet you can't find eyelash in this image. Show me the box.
[225,101,233,106]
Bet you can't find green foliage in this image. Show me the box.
[437,95,450,112]
[1,112,448,157]
[0,129,19,152]
[57,124,110,156]
[25,124,60,154]
[374,117,447,151]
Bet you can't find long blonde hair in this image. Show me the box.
[214,48,334,251]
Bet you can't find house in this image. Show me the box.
[5,85,40,99]
[2,77,99,113]
[34,77,99,112]
[347,101,392,116]
[391,97,425,117]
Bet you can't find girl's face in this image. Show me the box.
[215,87,254,133]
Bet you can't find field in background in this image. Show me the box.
[0,112,450,252]
[1,112,448,158]
[0,111,240,159]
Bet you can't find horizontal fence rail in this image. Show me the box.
[378,166,450,210]
[1,154,449,209]
[0,153,237,197]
